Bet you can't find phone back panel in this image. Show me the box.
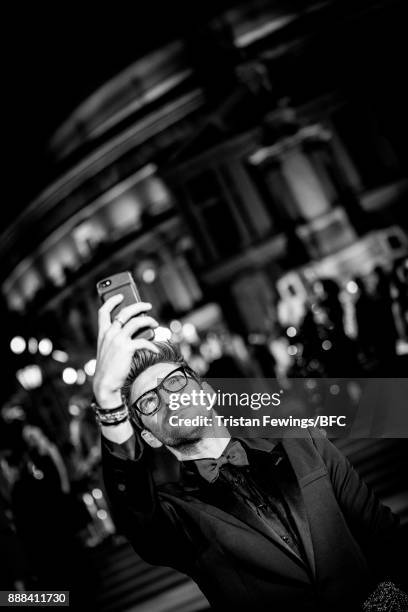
[96,271,154,339]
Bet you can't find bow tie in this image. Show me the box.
[194,440,249,483]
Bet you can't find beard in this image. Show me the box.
[161,429,205,452]
[148,403,211,449]
[150,420,207,449]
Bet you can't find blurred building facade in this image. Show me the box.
[1,0,407,420]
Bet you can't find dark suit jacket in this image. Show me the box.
[101,427,401,611]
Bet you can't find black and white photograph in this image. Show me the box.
[1,2,408,610]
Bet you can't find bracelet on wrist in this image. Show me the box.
[91,395,125,414]
[98,407,128,421]
[91,395,130,426]
[95,408,129,426]
[98,414,130,427]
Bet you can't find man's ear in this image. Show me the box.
[140,429,163,448]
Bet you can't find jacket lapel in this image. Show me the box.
[276,457,316,577]
[161,488,309,583]
[242,444,316,575]
[281,433,369,587]
[172,448,311,571]
[162,437,318,578]
[205,477,307,567]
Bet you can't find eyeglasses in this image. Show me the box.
[130,366,199,417]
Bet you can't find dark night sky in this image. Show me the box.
[4,1,240,232]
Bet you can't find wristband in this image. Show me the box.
[91,395,129,426]
[91,395,125,414]
[98,413,129,427]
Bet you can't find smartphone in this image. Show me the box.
[96,271,155,340]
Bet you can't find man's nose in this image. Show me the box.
[157,387,172,407]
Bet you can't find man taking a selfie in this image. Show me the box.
[94,294,405,611]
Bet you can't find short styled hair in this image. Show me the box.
[122,341,188,404]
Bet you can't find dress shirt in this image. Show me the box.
[184,438,305,560]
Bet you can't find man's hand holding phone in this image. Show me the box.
[93,294,159,426]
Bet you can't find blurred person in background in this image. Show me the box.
[65,397,116,547]
[390,258,408,341]
[354,268,400,374]
[203,332,250,379]
[65,397,103,536]
[354,276,377,368]
[371,266,400,371]
[93,294,406,612]
[313,278,361,377]
[247,334,278,378]
[0,449,29,590]
[11,424,80,591]
[67,397,101,482]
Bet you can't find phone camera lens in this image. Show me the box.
[103,280,111,287]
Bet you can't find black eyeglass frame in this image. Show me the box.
[129,365,200,417]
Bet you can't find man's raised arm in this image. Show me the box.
[93,295,194,570]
